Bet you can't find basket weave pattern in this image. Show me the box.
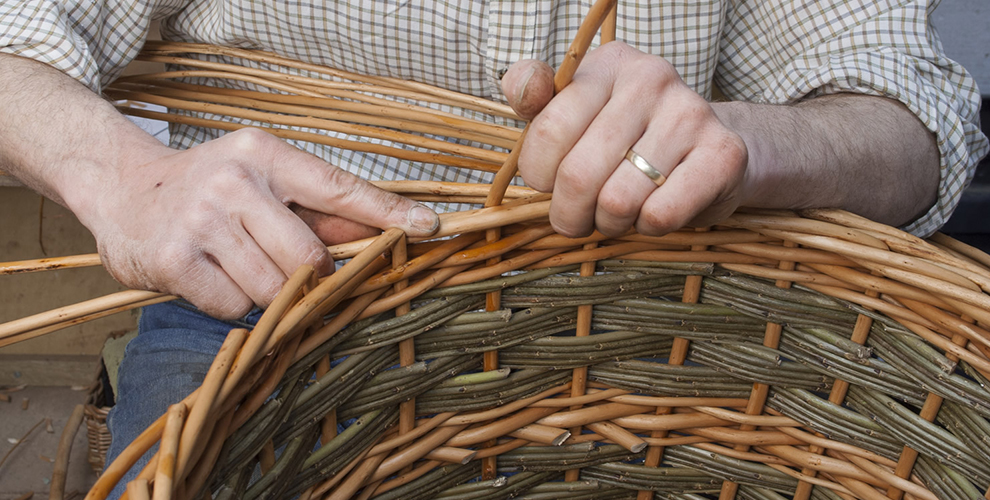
[83,204,990,500]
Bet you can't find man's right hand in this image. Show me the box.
[0,54,438,319]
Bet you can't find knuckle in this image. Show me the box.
[316,165,358,201]
[675,97,713,126]
[635,207,679,237]
[257,274,288,306]
[210,293,254,320]
[550,218,590,238]
[651,57,678,83]
[518,162,553,193]
[153,241,200,283]
[212,159,261,187]
[226,127,276,153]
[220,128,283,175]
[596,41,636,67]
[552,163,587,196]
[180,199,225,233]
[597,190,640,222]
[529,105,570,148]
[298,239,332,271]
[713,130,748,168]
[371,190,405,218]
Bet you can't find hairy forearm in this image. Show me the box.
[0,53,171,216]
[714,94,940,227]
[0,53,441,318]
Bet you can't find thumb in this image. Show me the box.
[501,59,555,120]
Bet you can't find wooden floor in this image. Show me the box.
[0,386,98,499]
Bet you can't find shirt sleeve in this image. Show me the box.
[716,0,989,237]
[0,0,186,93]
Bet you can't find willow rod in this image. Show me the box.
[0,295,173,349]
[117,82,520,151]
[135,52,517,119]
[0,253,102,274]
[115,76,523,141]
[150,42,519,118]
[112,79,520,150]
[0,290,173,347]
[724,212,889,250]
[805,209,990,281]
[0,183,535,276]
[110,88,510,165]
[930,232,990,270]
[118,107,504,173]
[767,229,985,294]
[50,405,87,500]
[140,41,519,117]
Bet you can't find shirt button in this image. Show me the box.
[496,67,508,79]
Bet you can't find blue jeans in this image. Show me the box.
[105,302,260,499]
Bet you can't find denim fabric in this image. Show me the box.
[105,301,260,499]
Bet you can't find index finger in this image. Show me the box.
[269,149,439,237]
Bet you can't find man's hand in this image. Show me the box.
[1,54,438,319]
[82,128,438,319]
[501,42,939,236]
[502,42,749,238]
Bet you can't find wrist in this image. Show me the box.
[710,100,770,209]
[57,118,176,232]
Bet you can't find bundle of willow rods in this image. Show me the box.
[4,1,990,498]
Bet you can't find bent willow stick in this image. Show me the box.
[5,0,989,498]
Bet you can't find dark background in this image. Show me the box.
[939,98,990,251]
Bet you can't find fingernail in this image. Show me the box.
[408,205,439,234]
[512,64,537,102]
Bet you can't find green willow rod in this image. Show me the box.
[767,388,902,458]
[242,427,319,500]
[687,344,829,392]
[937,401,990,461]
[582,461,722,491]
[498,444,636,471]
[778,329,924,398]
[589,363,753,398]
[334,296,485,355]
[914,454,982,500]
[846,386,990,484]
[703,277,859,319]
[416,371,572,415]
[776,341,924,404]
[291,409,396,487]
[368,463,477,500]
[701,286,856,324]
[663,446,798,493]
[278,347,401,442]
[501,340,675,369]
[416,266,579,299]
[867,328,990,414]
[600,296,764,323]
[339,355,480,419]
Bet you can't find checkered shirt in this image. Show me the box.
[2,0,987,236]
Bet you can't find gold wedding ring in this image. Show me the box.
[625,148,666,187]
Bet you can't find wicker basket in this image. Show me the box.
[3,9,989,499]
[83,359,114,476]
[81,207,990,500]
[84,404,112,475]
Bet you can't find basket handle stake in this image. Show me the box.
[479,0,617,481]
